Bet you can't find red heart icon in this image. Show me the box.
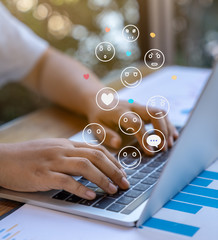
[83,74,89,80]
[105,27,110,33]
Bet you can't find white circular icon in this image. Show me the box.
[96,87,119,111]
[120,67,142,88]
[146,96,170,119]
[118,111,142,135]
[144,49,165,70]
[95,42,115,62]
[118,146,142,169]
[122,25,140,42]
[82,123,106,146]
[142,129,166,153]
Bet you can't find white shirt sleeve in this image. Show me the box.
[0,3,49,87]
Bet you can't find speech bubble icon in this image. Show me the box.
[146,134,161,148]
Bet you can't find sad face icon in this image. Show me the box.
[118,111,142,135]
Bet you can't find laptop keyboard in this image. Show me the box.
[52,127,181,215]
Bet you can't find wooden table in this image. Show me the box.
[0,65,153,217]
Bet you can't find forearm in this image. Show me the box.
[22,47,103,116]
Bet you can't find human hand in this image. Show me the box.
[87,100,179,155]
[0,139,129,199]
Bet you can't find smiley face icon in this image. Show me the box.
[122,25,140,42]
[121,67,142,88]
[82,123,106,146]
[118,111,142,135]
[118,146,142,169]
[144,49,165,69]
[95,42,115,62]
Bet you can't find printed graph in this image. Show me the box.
[0,224,33,240]
[141,166,218,239]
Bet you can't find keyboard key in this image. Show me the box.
[133,183,150,192]
[107,203,125,212]
[157,165,165,172]
[141,155,152,164]
[121,188,153,214]
[124,169,136,176]
[142,177,157,185]
[66,195,82,203]
[78,178,89,185]
[132,172,148,179]
[128,178,140,186]
[116,196,134,205]
[93,197,114,209]
[140,167,155,173]
[79,194,103,206]
[109,190,126,199]
[87,182,98,188]
[149,171,161,179]
[52,190,71,200]
[154,155,167,163]
[96,188,106,194]
[134,164,144,170]
[125,189,142,198]
[147,161,162,168]
[81,177,88,180]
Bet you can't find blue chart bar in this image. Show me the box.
[182,185,218,199]
[174,192,218,208]
[199,171,218,180]
[2,233,10,239]
[0,230,4,234]
[143,217,199,237]
[164,200,202,214]
[190,177,213,187]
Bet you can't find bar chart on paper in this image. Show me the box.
[141,159,218,240]
[0,223,34,240]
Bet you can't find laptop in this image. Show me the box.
[1,64,218,227]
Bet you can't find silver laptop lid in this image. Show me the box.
[137,64,218,226]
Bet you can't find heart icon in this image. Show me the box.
[101,93,114,106]
[126,51,132,56]
[83,74,89,80]
[105,27,110,32]
[150,32,156,38]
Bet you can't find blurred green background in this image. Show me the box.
[0,0,218,125]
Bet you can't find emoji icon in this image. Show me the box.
[172,75,177,80]
[142,129,166,153]
[126,51,132,56]
[83,74,89,80]
[144,49,165,70]
[128,99,134,104]
[95,42,115,62]
[118,111,142,135]
[146,95,170,119]
[150,32,156,38]
[82,123,106,146]
[96,87,119,111]
[122,25,140,42]
[118,146,142,169]
[105,27,110,32]
[146,134,161,148]
[120,67,142,88]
